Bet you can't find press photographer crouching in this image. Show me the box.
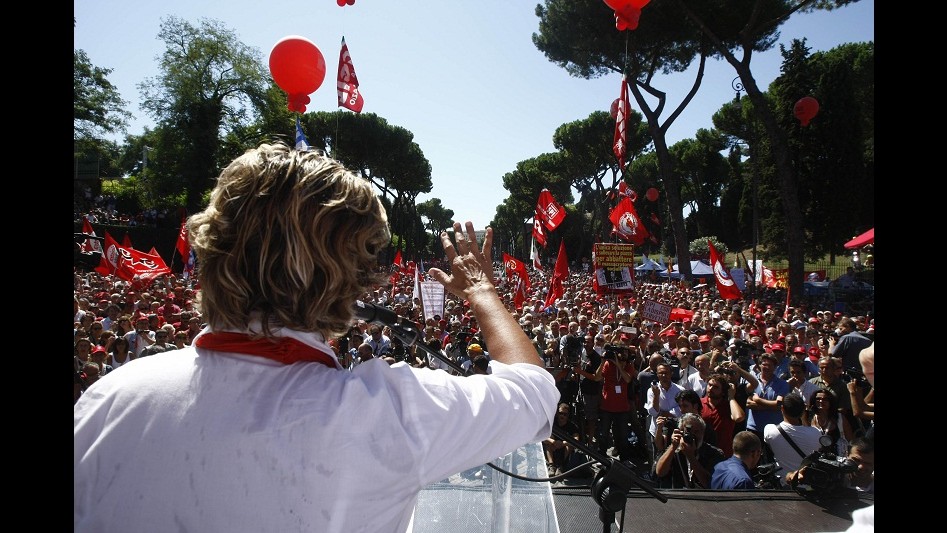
[784,435,873,498]
[653,412,725,489]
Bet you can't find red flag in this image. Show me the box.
[613,75,630,170]
[709,240,743,300]
[175,217,190,259]
[536,189,566,231]
[337,37,365,113]
[502,253,531,310]
[389,250,404,288]
[532,209,547,247]
[80,216,103,254]
[543,240,569,308]
[392,250,403,269]
[95,232,122,275]
[115,247,171,285]
[609,195,649,245]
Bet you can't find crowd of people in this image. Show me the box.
[74,142,873,532]
[74,249,875,496]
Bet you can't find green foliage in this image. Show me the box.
[689,236,727,258]
[74,49,131,141]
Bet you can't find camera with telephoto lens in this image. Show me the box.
[794,435,858,496]
[663,416,678,431]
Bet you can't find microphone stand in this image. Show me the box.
[382,316,668,533]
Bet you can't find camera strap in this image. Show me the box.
[777,425,808,459]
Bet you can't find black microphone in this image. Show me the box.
[353,300,420,347]
[354,300,400,326]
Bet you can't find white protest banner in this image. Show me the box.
[640,299,672,325]
[420,281,445,321]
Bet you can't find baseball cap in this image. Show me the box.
[793,346,807,354]
[92,345,107,354]
[662,329,678,337]
[698,334,711,342]
[771,343,786,352]
[467,343,483,354]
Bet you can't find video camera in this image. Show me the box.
[602,344,628,361]
[795,435,858,496]
[753,462,783,489]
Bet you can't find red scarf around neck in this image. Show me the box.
[195,331,337,368]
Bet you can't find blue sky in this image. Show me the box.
[74,0,874,229]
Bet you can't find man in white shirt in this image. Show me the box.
[763,393,822,486]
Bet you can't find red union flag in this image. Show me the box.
[337,37,364,113]
[708,240,743,300]
[81,216,103,254]
[536,189,566,231]
[609,195,649,245]
[502,253,531,310]
[532,209,547,247]
[175,217,190,259]
[613,75,630,170]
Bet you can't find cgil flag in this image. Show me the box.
[295,117,310,151]
[532,207,547,247]
[337,37,365,113]
[609,195,649,245]
[502,253,531,310]
[80,216,103,254]
[543,240,569,308]
[175,217,190,260]
[709,240,743,300]
[536,189,566,231]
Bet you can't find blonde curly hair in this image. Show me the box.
[187,142,390,338]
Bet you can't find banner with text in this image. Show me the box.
[419,281,446,321]
[592,242,636,294]
[641,299,672,325]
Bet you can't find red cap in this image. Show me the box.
[749,329,761,336]
[793,346,807,354]
[662,329,678,337]
[809,318,820,324]
[834,312,842,318]
[808,347,821,357]
[698,334,711,342]
[92,345,107,354]
[771,342,786,352]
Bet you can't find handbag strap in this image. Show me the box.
[777,425,808,458]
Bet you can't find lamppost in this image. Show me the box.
[732,75,758,301]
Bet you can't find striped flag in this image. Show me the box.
[295,117,310,151]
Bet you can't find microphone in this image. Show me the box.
[353,300,420,347]
[354,300,400,326]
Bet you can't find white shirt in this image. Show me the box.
[75,325,558,533]
[645,382,684,437]
[686,372,709,397]
[763,421,823,484]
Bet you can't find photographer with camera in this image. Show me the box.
[646,361,684,461]
[653,412,725,489]
[763,393,822,486]
[584,343,636,460]
[711,431,763,489]
[784,435,873,495]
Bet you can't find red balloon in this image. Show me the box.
[337,0,355,5]
[793,96,820,126]
[269,36,326,113]
[615,5,642,31]
[603,0,633,9]
[646,187,659,202]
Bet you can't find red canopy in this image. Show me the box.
[844,228,874,249]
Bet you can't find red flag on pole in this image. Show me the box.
[613,74,630,170]
[81,216,103,254]
[709,240,743,300]
[502,253,531,310]
[536,189,566,231]
[175,217,190,259]
[337,37,365,113]
[95,232,121,275]
[543,240,569,308]
[532,208,547,247]
[609,195,649,245]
